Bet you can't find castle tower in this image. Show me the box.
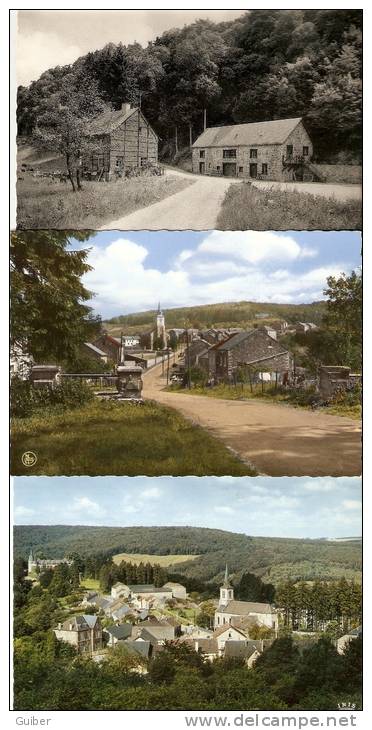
[28,549,34,575]
[156,303,166,348]
[219,564,234,607]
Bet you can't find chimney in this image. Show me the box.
[121,102,131,114]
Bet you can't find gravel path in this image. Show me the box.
[143,363,361,477]
[102,168,239,230]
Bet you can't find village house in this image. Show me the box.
[207,329,292,383]
[223,639,270,667]
[54,615,103,654]
[79,341,109,364]
[192,117,314,181]
[213,624,249,652]
[214,567,278,632]
[84,103,158,181]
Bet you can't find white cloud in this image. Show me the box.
[141,486,162,499]
[302,479,338,493]
[342,500,362,511]
[14,505,35,517]
[71,496,103,515]
[214,506,234,514]
[81,233,356,318]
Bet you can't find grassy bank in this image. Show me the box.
[11,399,255,476]
[166,383,361,420]
[216,182,362,230]
[17,174,193,229]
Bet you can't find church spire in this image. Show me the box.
[222,564,232,588]
[219,564,234,606]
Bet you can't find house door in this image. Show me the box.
[223,162,237,177]
[199,161,205,174]
[249,163,258,178]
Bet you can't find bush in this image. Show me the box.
[11,377,94,418]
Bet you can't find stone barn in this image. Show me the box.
[209,329,292,382]
[192,117,314,181]
[84,103,158,181]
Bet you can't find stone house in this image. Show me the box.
[103,623,133,647]
[54,615,102,654]
[185,338,211,368]
[192,117,314,181]
[84,103,158,181]
[111,582,131,600]
[92,333,121,362]
[224,639,270,667]
[80,342,109,364]
[319,365,352,399]
[163,582,187,600]
[209,329,292,382]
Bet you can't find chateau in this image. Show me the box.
[28,549,72,575]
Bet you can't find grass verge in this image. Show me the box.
[11,398,255,476]
[17,174,194,229]
[166,383,361,420]
[216,182,362,230]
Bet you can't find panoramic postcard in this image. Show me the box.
[13,475,362,711]
[15,9,362,231]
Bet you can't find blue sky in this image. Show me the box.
[70,230,362,319]
[13,476,362,540]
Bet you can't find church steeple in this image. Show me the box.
[155,302,166,348]
[219,565,234,606]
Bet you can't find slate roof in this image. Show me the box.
[105,623,133,641]
[195,638,219,654]
[86,107,139,136]
[217,600,274,616]
[192,118,303,148]
[129,584,172,594]
[224,640,262,659]
[83,342,107,357]
[125,640,152,659]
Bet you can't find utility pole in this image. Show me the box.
[166,349,170,385]
[185,327,192,390]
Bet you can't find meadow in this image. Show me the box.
[17,173,193,229]
[216,182,362,230]
[112,552,200,567]
[11,398,254,477]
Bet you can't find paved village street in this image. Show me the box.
[143,362,361,477]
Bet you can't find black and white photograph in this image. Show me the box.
[15,9,362,231]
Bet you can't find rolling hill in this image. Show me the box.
[14,525,361,586]
[104,300,327,335]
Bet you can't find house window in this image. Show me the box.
[250,149,257,158]
[303,146,309,156]
[200,150,205,158]
[92,154,105,171]
[286,145,293,158]
[239,166,243,173]
[223,149,237,158]
[116,156,124,168]
[261,163,268,175]
[216,165,220,171]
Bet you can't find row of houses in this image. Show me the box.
[82,102,316,183]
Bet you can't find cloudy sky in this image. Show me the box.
[71,230,361,319]
[16,10,246,87]
[13,476,362,539]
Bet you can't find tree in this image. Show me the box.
[34,72,109,192]
[10,230,101,364]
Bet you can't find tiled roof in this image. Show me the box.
[193,117,303,148]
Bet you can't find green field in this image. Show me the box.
[112,552,200,567]
[11,399,254,477]
[80,577,100,590]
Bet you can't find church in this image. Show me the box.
[214,566,278,632]
[139,303,167,350]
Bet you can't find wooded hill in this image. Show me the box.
[14,525,361,586]
[105,299,327,333]
[17,10,362,162]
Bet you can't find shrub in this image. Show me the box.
[11,376,94,418]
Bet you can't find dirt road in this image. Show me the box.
[252,179,362,202]
[102,168,239,230]
[143,363,361,477]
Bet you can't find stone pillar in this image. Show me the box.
[30,365,61,389]
[116,365,143,399]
